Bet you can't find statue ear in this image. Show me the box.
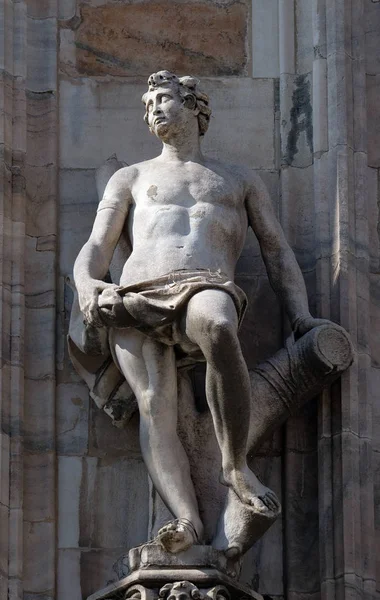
[183,94,199,114]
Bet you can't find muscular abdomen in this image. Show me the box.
[119,200,247,285]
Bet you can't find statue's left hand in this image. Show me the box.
[293,315,337,340]
[98,286,135,327]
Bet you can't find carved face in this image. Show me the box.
[159,581,203,600]
[144,86,198,140]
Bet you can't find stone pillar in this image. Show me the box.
[0,1,59,598]
[22,0,58,597]
[314,1,376,598]
[0,0,27,597]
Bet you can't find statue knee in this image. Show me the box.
[201,319,237,359]
[138,388,176,422]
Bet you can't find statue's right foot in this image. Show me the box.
[156,518,202,554]
[221,466,280,514]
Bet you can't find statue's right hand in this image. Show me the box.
[77,280,118,328]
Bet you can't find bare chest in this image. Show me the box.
[122,163,249,277]
[132,167,244,221]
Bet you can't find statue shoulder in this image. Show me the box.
[204,158,266,197]
[97,165,140,215]
[106,164,139,190]
[235,166,268,199]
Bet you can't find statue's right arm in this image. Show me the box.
[73,167,135,326]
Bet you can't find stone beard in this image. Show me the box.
[70,70,352,563]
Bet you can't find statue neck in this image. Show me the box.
[160,131,203,163]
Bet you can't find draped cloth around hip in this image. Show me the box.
[67,269,247,418]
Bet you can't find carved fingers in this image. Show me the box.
[98,285,135,327]
[258,489,281,512]
[79,281,119,328]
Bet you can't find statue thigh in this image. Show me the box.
[182,289,239,351]
[111,327,178,416]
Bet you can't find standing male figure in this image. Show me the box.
[74,71,326,553]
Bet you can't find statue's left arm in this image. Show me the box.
[245,172,329,337]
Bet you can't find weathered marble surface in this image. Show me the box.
[1,0,379,599]
[61,1,249,78]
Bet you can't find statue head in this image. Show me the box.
[142,70,211,139]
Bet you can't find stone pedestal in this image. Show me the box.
[87,545,263,600]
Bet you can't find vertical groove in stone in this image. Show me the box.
[279,0,295,75]
[22,0,58,598]
[312,11,336,591]
[352,1,376,596]
[279,2,321,596]
[9,0,27,587]
[312,0,328,156]
[1,2,14,599]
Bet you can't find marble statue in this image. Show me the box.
[69,71,353,578]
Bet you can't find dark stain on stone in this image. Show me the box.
[274,78,280,114]
[285,75,313,165]
[75,41,135,71]
[147,184,158,199]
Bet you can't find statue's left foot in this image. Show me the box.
[156,518,200,554]
[221,467,281,514]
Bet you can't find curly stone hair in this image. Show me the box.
[142,70,212,136]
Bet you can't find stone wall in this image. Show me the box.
[0,1,379,599]
[367,0,380,594]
